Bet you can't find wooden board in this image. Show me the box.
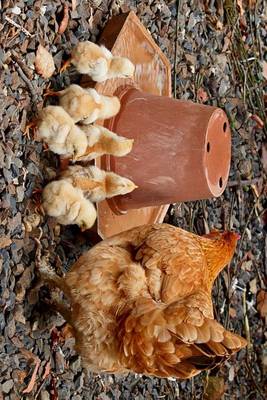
[89,11,172,238]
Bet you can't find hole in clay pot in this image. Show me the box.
[219,177,223,188]
[223,122,227,132]
[207,142,210,152]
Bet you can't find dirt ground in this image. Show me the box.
[0,0,266,399]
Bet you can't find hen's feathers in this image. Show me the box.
[38,223,246,377]
[119,292,246,378]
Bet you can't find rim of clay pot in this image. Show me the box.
[203,108,231,197]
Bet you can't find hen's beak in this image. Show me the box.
[59,58,71,74]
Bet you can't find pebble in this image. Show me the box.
[2,379,14,394]
[16,186,25,202]
[40,390,50,400]
[11,6,21,15]
[70,356,81,374]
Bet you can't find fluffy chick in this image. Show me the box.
[61,165,137,202]
[65,41,135,82]
[36,106,87,159]
[46,85,120,124]
[78,124,134,161]
[42,180,96,231]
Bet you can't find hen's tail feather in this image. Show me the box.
[120,296,247,378]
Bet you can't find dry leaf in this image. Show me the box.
[0,236,12,248]
[229,307,237,318]
[35,45,55,79]
[249,278,257,294]
[250,114,264,129]
[50,375,59,400]
[237,0,245,15]
[262,61,267,80]
[14,369,27,385]
[197,87,209,103]
[222,32,231,53]
[257,290,267,319]
[241,259,253,271]
[236,0,247,28]
[204,376,225,400]
[248,0,257,8]
[20,348,41,394]
[58,4,69,34]
[262,143,267,173]
[42,361,51,380]
[22,359,40,394]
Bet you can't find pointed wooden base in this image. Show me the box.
[88,11,172,239]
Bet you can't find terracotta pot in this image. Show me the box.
[104,87,231,213]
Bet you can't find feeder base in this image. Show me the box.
[92,11,172,239]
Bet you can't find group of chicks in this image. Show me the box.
[34,41,136,230]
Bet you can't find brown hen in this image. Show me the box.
[39,223,246,378]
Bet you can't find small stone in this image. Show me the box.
[2,379,14,394]
[70,356,81,373]
[11,6,21,15]
[13,263,24,276]
[6,317,16,338]
[55,348,65,374]
[16,186,25,202]
[74,372,84,392]
[40,390,50,400]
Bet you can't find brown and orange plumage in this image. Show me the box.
[38,223,246,378]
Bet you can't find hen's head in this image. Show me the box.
[202,230,240,281]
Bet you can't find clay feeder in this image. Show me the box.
[83,12,231,239]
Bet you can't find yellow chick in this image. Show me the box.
[36,106,87,159]
[42,179,96,231]
[78,124,134,161]
[61,165,138,202]
[62,41,135,82]
[46,84,121,124]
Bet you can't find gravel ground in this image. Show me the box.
[0,0,266,399]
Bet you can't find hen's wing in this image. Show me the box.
[119,290,247,378]
[104,224,207,302]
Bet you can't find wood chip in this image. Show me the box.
[257,290,267,320]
